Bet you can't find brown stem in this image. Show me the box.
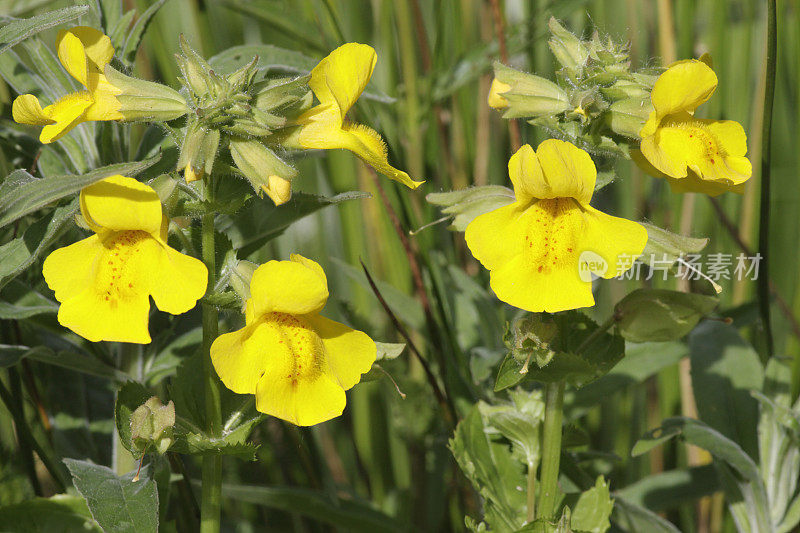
[488,0,521,151]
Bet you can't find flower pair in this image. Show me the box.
[44,176,375,426]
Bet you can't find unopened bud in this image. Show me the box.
[492,62,570,119]
[263,175,292,206]
[488,78,510,109]
[229,137,297,203]
[177,120,220,182]
[104,66,189,122]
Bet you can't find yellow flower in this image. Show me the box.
[638,59,751,195]
[296,43,424,190]
[465,140,647,313]
[487,78,511,109]
[43,175,207,343]
[11,27,122,144]
[211,255,376,426]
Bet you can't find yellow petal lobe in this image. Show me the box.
[80,175,163,235]
[247,257,329,318]
[12,95,55,126]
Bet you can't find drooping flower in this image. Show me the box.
[295,43,424,190]
[465,140,647,313]
[638,59,751,195]
[43,175,207,343]
[211,255,376,426]
[12,27,123,143]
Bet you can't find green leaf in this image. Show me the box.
[376,342,406,361]
[615,465,720,512]
[0,155,161,228]
[571,476,614,533]
[479,389,544,468]
[0,494,100,532]
[231,191,371,257]
[611,497,681,533]
[64,459,158,533]
[639,222,709,267]
[568,341,687,419]
[0,198,77,289]
[121,0,167,64]
[632,417,771,532]
[216,483,404,533]
[426,186,515,232]
[689,322,763,458]
[0,282,57,319]
[208,43,317,75]
[450,406,527,531]
[614,289,718,342]
[0,5,89,55]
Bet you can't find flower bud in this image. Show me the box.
[104,66,189,122]
[229,137,297,204]
[487,78,511,109]
[607,97,653,139]
[548,17,588,71]
[491,62,570,119]
[177,120,221,182]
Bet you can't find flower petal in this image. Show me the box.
[42,235,102,302]
[255,369,345,426]
[578,206,648,279]
[489,254,594,313]
[211,322,272,395]
[305,315,375,390]
[39,92,93,143]
[84,73,122,121]
[650,60,717,118]
[508,144,545,203]
[309,43,376,123]
[56,30,88,87]
[63,27,115,69]
[341,123,424,189]
[56,287,151,343]
[247,256,329,318]
[147,244,208,315]
[535,139,596,204]
[80,175,163,235]
[12,95,55,126]
[465,201,527,272]
[488,78,511,109]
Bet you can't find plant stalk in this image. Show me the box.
[758,0,777,357]
[200,204,222,531]
[526,459,536,523]
[536,380,565,521]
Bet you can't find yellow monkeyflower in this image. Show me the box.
[43,175,207,343]
[465,140,647,313]
[487,78,511,109]
[296,43,424,190]
[638,59,751,195]
[211,255,376,426]
[12,26,122,143]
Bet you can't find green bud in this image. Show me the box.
[223,118,274,138]
[178,35,225,98]
[147,174,178,205]
[548,17,588,71]
[229,137,297,203]
[227,56,259,90]
[253,75,312,114]
[601,80,650,101]
[493,62,570,119]
[104,65,189,122]
[177,119,221,181]
[130,397,175,455]
[607,97,653,139]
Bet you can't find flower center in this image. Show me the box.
[524,198,581,275]
[262,312,324,385]
[96,230,150,304]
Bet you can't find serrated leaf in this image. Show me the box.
[208,43,316,75]
[615,289,718,342]
[0,155,161,228]
[0,5,89,55]
[121,0,167,64]
[64,459,158,533]
[426,186,515,231]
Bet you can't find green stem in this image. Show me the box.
[393,0,424,178]
[758,0,777,357]
[526,459,537,523]
[536,381,565,521]
[200,205,222,532]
